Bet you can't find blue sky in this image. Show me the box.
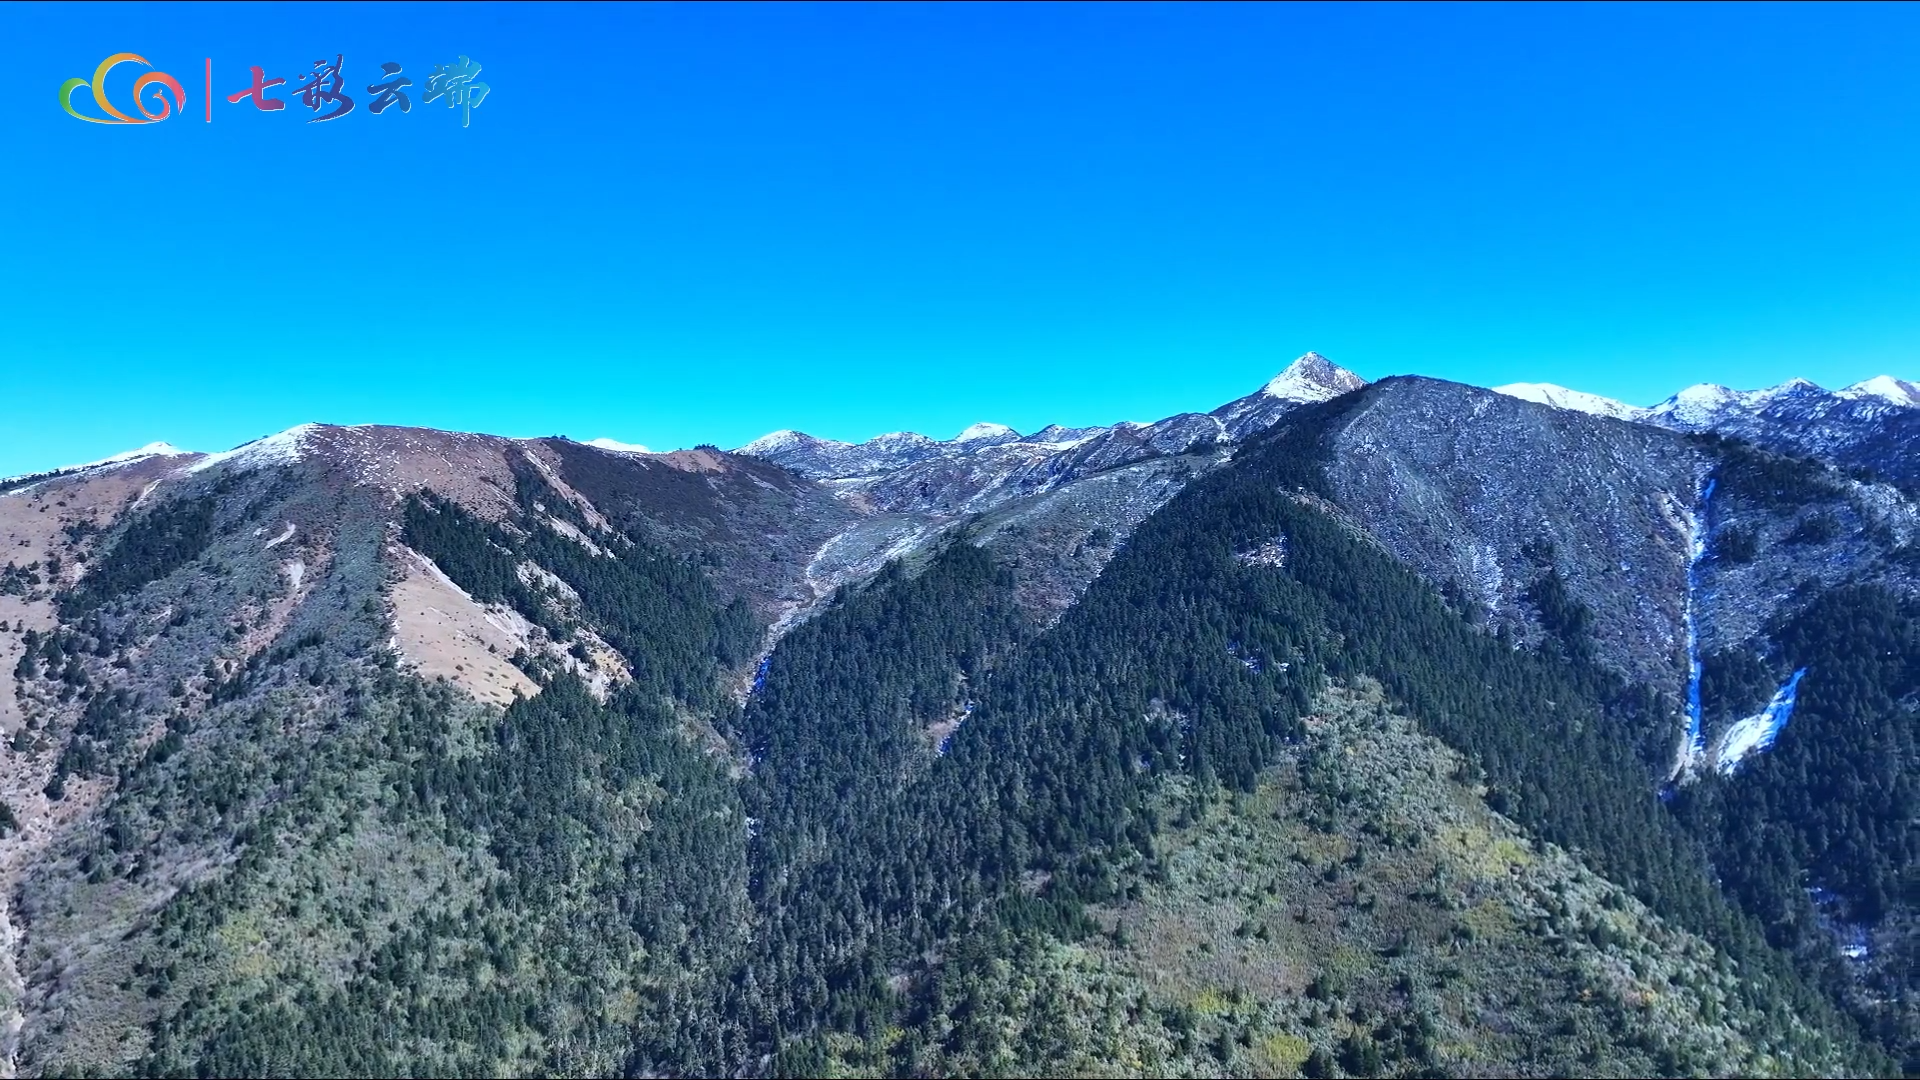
[4,2,1919,475]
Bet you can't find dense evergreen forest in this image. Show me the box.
[1677,585,1920,1064]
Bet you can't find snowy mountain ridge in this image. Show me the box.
[27,358,1919,501]
[732,353,1362,495]
[1485,373,1918,427]
[1492,383,1651,423]
[1649,376,1920,428]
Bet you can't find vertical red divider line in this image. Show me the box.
[205,58,212,122]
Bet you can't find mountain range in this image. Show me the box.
[0,354,1915,1076]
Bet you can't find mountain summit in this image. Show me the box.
[1211,352,1369,437]
[737,354,1369,493]
[1262,351,1368,402]
[1846,374,1920,407]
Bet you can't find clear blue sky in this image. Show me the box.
[4,2,1919,475]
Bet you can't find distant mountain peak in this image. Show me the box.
[104,441,193,463]
[1205,352,1367,439]
[1651,384,1743,428]
[1641,375,1920,486]
[1844,375,1920,407]
[1767,377,1824,399]
[954,422,1020,444]
[1651,373,1918,431]
[0,441,196,487]
[738,429,846,456]
[864,431,937,449]
[1671,382,1738,403]
[1262,351,1367,403]
[584,437,653,455]
[73,442,196,472]
[1492,382,1650,423]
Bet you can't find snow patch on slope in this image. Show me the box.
[1716,668,1808,775]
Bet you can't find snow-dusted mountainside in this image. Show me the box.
[1320,377,1700,694]
[1472,370,1920,488]
[737,428,943,479]
[1308,373,1920,734]
[1492,382,1651,423]
[1649,376,1920,486]
[1650,375,1920,428]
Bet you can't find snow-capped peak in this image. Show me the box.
[188,423,319,474]
[584,437,652,455]
[79,442,193,469]
[1262,352,1367,403]
[1651,374,1918,425]
[954,422,1020,444]
[1650,383,1744,428]
[1843,375,1920,407]
[739,429,845,456]
[1669,383,1740,406]
[863,431,937,450]
[1765,377,1823,398]
[74,442,191,472]
[1492,382,1650,423]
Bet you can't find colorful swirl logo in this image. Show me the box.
[60,53,186,124]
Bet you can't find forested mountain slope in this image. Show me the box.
[822,685,1855,1078]
[0,359,1914,1076]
